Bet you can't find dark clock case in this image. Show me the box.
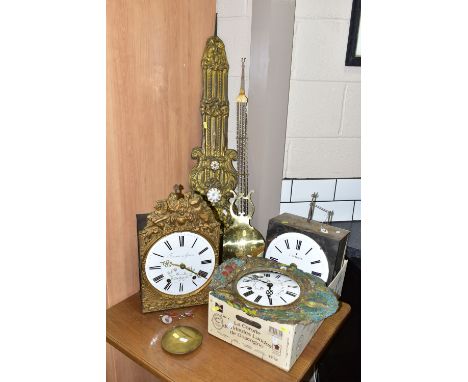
[265,213,350,285]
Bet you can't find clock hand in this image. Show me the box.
[169,261,209,279]
[246,275,269,284]
[168,261,199,276]
[265,283,274,305]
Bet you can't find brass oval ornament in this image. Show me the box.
[161,326,203,355]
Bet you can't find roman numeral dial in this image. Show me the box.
[236,271,301,307]
[265,232,329,283]
[145,231,216,296]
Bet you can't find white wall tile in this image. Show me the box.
[318,201,354,221]
[341,83,361,137]
[217,0,248,17]
[353,201,361,220]
[280,202,310,218]
[217,17,251,77]
[287,81,345,137]
[335,178,361,200]
[290,19,360,82]
[291,179,336,201]
[280,201,354,221]
[295,0,352,20]
[281,180,292,202]
[284,138,361,178]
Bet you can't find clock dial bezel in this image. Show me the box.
[264,232,329,282]
[210,257,339,324]
[143,230,216,297]
[236,270,301,308]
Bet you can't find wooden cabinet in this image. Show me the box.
[107,1,215,380]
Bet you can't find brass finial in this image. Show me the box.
[214,13,218,36]
[236,58,248,103]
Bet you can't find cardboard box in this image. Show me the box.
[208,260,348,371]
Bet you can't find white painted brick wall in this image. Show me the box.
[216,0,249,17]
[291,19,360,82]
[295,0,352,20]
[285,0,361,179]
[284,138,360,178]
[341,83,361,137]
[287,81,346,137]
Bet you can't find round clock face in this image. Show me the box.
[145,231,215,296]
[236,271,301,307]
[265,232,329,282]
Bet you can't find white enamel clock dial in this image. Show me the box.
[265,232,329,282]
[145,231,215,296]
[236,271,301,307]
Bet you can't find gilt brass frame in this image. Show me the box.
[138,191,221,313]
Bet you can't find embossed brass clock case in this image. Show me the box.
[138,191,221,313]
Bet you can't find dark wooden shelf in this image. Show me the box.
[107,293,351,382]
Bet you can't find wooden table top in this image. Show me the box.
[107,293,351,382]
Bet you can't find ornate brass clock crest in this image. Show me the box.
[138,186,221,313]
[189,26,238,227]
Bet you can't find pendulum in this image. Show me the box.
[161,326,203,355]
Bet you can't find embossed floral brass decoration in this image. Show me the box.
[138,188,221,313]
[222,191,265,260]
[190,35,238,227]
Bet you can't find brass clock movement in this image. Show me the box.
[138,186,221,313]
[189,31,238,227]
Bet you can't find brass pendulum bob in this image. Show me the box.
[161,326,203,355]
[222,191,265,260]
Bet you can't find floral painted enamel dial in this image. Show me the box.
[236,271,301,307]
[145,231,216,296]
[264,232,329,283]
[210,257,339,324]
